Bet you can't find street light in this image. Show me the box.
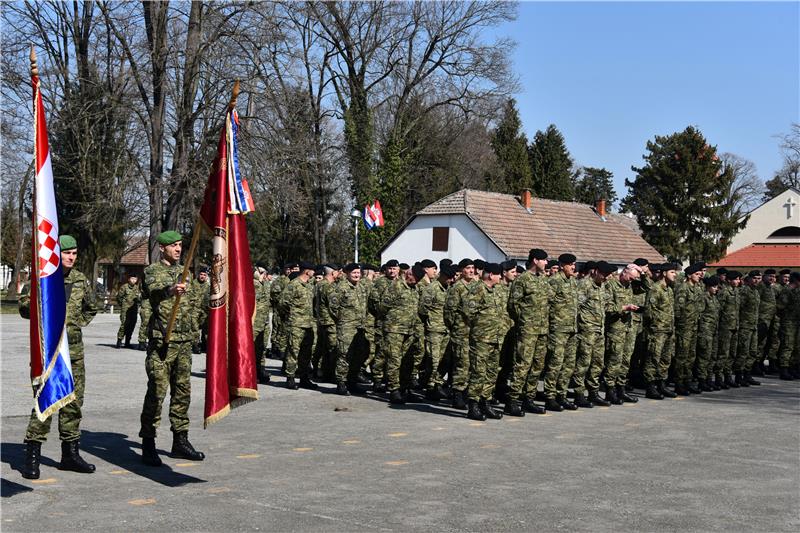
[350,208,361,262]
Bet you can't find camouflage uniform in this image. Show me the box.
[270,275,290,357]
[138,297,152,347]
[604,277,636,389]
[253,277,272,375]
[22,269,98,443]
[444,279,475,392]
[756,281,777,365]
[736,284,760,373]
[643,281,675,383]
[139,262,197,439]
[313,278,338,380]
[368,276,392,384]
[361,276,376,370]
[190,277,210,349]
[574,277,606,395]
[381,278,419,391]
[493,281,516,396]
[766,283,786,363]
[279,276,315,379]
[716,284,740,379]
[330,279,368,384]
[543,272,579,400]
[776,285,800,371]
[418,278,449,389]
[464,282,506,401]
[507,271,551,403]
[673,280,703,385]
[695,290,720,380]
[116,281,141,345]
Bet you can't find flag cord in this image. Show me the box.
[164,215,204,344]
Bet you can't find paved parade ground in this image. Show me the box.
[1,313,799,531]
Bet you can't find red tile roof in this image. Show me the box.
[709,244,800,268]
[397,189,665,264]
[97,236,149,266]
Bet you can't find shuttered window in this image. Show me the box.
[432,227,449,251]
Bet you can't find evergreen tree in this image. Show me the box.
[489,99,531,193]
[528,124,575,200]
[621,126,746,263]
[574,167,618,207]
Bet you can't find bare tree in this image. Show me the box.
[719,152,764,218]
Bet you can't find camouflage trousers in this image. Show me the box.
[26,343,85,443]
[673,323,698,383]
[422,330,449,389]
[735,328,758,373]
[467,339,501,401]
[371,323,386,382]
[364,325,376,368]
[117,305,139,342]
[384,331,415,391]
[495,329,515,395]
[716,329,737,376]
[413,324,425,374]
[543,330,577,399]
[253,324,269,376]
[314,324,337,380]
[757,319,778,362]
[778,321,799,368]
[574,328,605,393]
[286,326,314,379]
[765,317,782,361]
[335,327,368,384]
[138,306,151,345]
[139,340,192,438]
[449,337,471,392]
[643,330,674,383]
[604,325,634,388]
[271,314,288,356]
[507,329,548,402]
[695,329,718,380]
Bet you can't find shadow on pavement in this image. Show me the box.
[1,477,33,498]
[1,442,59,475]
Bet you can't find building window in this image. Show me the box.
[768,226,800,238]
[432,227,449,251]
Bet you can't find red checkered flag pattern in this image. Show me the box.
[37,218,60,277]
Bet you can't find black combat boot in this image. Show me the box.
[744,373,760,386]
[573,393,593,408]
[373,381,387,393]
[779,367,794,380]
[588,391,610,407]
[116,338,122,349]
[699,378,713,392]
[58,440,96,473]
[521,397,546,414]
[425,387,442,402]
[645,382,663,400]
[544,397,564,412]
[714,375,725,390]
[346,382,364,395]
[21,441,41,480]
[559,396,578,411]
[141,437,163,467]
[751,362,764,377]
[725,374,738,388]
[504,400,525,417]
[479,399,503,419]
[688,381,702,394]
[658,380,677,398]
[674,382,689,396]
[606,386,623,404]
[467,400,486,421]
[257,368,271,385]
[336,382,350,396]
[737,373,750,387]
[618,384,638,403]
[299,376,319,390]
[285,376,298,390]
[452,390,467,410]
[388,389,405,404]
[171,432,205,461]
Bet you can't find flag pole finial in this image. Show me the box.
[228,80,240,111]
[30,45,38,77]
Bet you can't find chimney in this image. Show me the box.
[596,198,607,220]
[520,189,532,212]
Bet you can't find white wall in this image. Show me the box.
[728,189,800,253]
[381,214,506,264]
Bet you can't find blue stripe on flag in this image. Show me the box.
[229,111,252,214]
[37,347,74,414]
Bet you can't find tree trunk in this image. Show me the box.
[10,163,34,300]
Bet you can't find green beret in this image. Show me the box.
[59,235,77,250]
[157,230,182,245]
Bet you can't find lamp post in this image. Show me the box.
[350,208,361,262]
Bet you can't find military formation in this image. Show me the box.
[17,236,800,479]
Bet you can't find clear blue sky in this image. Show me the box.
[500,1,799,205]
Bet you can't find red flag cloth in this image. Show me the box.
[199,109,258,427]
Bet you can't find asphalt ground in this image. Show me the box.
[1,313,799,532]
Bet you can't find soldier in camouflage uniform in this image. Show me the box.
[542,253,580,412]
[330,263,368,395]
[493,260,518,403]
[627,258,651,389]
[736,271,761,386]
[190,267,211,353]
[116,274,141,349]
[359,264,378,380]
[755,269,778,375]
[139,231,205,467]
[673,263,704,395]
[695,275,721,391]
[767,269,792,370]
[270,263,297,360]
[313,265,339,382]
[381,266,421,404]
[572,261,615,407]
[505,249,551,416]
[463,263,505,421]
[603,263,643,405]
[444,258,477,409]
[776,272,800,379]
[716,271,742,388]
[252,267,272,384]
[643,263,678,399]
[137,296,151,350]
[368,260,400,391]
[20,235,98,479]
[418,265,454,401]
[279,261,318,389]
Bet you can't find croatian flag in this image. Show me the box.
[363,200,384,230]
[29,51,74,421]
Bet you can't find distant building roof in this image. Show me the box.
[389,189,664,264]
[97,236,149,266]
[709,244,800,268]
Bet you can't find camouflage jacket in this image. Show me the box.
[314,279,336,327]
[577,278,607,333]
[253,279,272,331]
[494,282,514,335]
[368,276,392,320]
[418,279,448,334]
[738,285,760,330]
[605,278,635,333]
[756,282,777,324]
[144,262,196,343]
[444,279,473,338]
[270,276,290,318]
[380,278,418,334]
[674,281,703,327]
[280,277,315,328]
[717,285,740,331]
[630,276,650,323]
[697,291,720,338]
[776,286,800,323]
[548,272,579,333]
[190,279,211,325]
[645,281,674,333]
[508,270,551,334]
[463,282,505,344]
[330,279,367,330]
[116,283,141,310]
